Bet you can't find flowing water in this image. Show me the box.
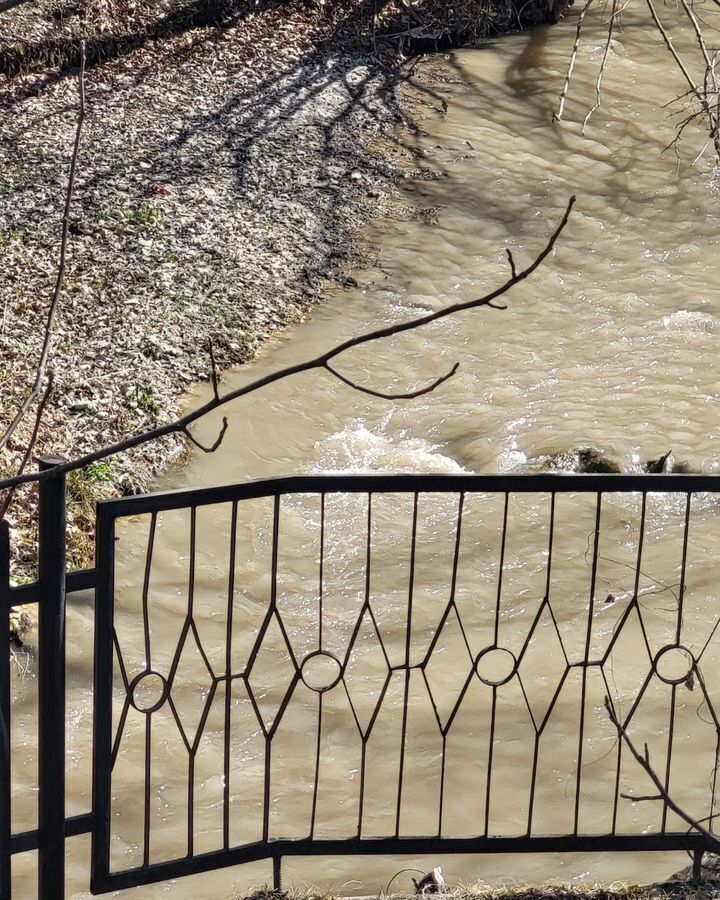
[11,5,720,897]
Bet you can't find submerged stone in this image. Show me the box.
[529,446,623,474]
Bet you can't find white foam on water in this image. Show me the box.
[314,421,467,474]
[661,309,717,334]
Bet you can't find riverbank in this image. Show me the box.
[0,0,566,78]
[0,9,433,580]
[0,0,567,579]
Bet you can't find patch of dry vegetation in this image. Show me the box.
[0,0,568,79]
[235,879,720,900]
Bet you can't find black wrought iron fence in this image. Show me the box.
[2,467,720,899]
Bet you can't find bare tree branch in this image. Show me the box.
[620,792,664,802]
[678,0,714,78]
[582,0,618,132]
[643,0,720,156]
[0,373,55,520]
[396,0,427,27]
[182,417,229,454]
[324,361,460,400]
[0,43,86,454]
[645,0,697,95]
[0,196,576,497]
[605,696,720,853]
[554,0,595,123]
[208,339,221,401]
[559,0,719,158]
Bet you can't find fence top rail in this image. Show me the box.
[98,471,720,518]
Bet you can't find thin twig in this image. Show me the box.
[583,0,618,132]
[644,0,698,97]
[605,696,720,852]
[324,361,460,400]
[208,339,220,401]
[644,0,720,157]
[182,417,229,453]
[0,373,55,520]
[678,0,714,76]
[674,0,720,154]
[0,197,576,495]
[0,43,86,454]
[562,0,720,157]
[554,0,595,123]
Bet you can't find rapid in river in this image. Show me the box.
[10,5,720,897]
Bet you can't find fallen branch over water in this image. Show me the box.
[0,196,576,498]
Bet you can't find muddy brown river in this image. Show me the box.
[10,5,720,897]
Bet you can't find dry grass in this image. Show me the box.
[236,880,720,900]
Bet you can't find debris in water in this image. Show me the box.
[645,449,675,473]
[644,450,695,473]
[413,867,445,894]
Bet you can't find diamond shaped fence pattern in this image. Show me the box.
[93,477,720,889]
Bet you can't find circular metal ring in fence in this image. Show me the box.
[654,644,695,685]
[474,647,517,686]
[129,670,169,713]
[301,651,342,693]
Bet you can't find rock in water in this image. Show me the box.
[528,447,623,474]
[644,450,696,473]
[645,449,675,473]
[574,448,623,473]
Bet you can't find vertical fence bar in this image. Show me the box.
[91,504,116,894]
[37,456,68,900]
[272,853,282,892]
[0,521,11,899]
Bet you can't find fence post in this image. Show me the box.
[37,456,68,900]
[0,521,11,900]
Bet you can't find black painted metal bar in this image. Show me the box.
[574,493,602,836]
[97,473,720,518]
[676,493,692,645]
[395,493,418,839]
[141,512,159,869]
[90,507,116,894]
[262,496,281,845]
[0,521,11,899]
[8,569,96,606]
[662,683,677,833]
[92,832,713,894]
[89,475,720,894]
[223,501,238,852]
[37,456,68,900]
[354,493,373,839]
[10,813,96,855]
